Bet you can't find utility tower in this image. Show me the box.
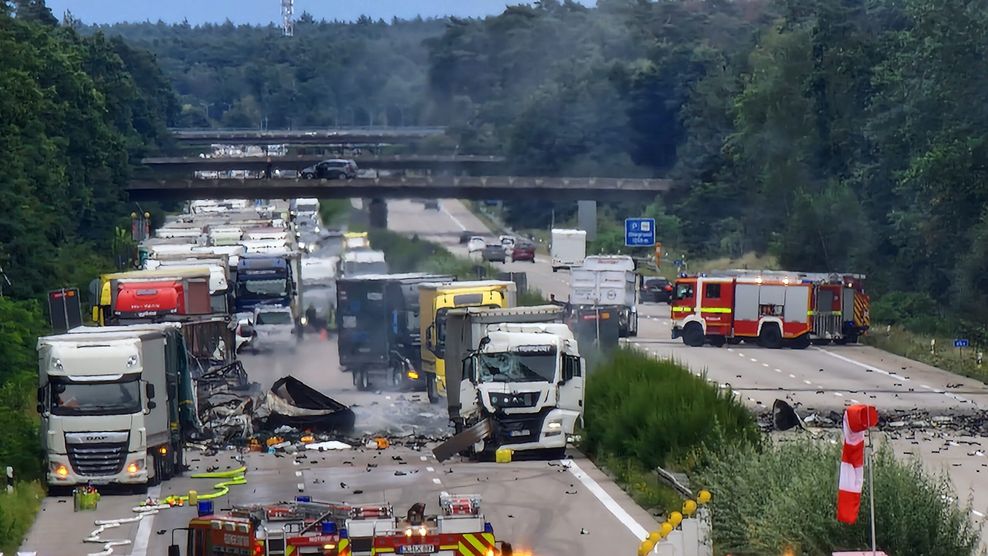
[281,0,294,37]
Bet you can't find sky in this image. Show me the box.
[42,0,591,25]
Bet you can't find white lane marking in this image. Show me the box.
[426,466,435,473]
[803,380,813,385]
[441,206,467,231]
[130,485,162,556]
[738,353,745,358]
[295,471,302,477]
[297,482,305,491]
[774,368,782,373]
[851,399,860,404]
[432,477,442,485]
[813,348,896,377]
[727,348,734,352]
[566,460,648,540]
[920,384,933,390]
[834,392,844,397]
[789,373,796,379]
[974,510,985,518]
[762,363,769,367]
[420,456,428,462]
[750,358,758,363]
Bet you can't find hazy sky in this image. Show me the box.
[42,1,590,25]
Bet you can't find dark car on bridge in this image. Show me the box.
[641,277,673,303]
[300,159,357,180]
[482,244,507,263]
[510,241,536,263]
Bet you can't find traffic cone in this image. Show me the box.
[319,329,328,341]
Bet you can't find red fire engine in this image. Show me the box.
[171,494,513,556]
[670,271,869,348]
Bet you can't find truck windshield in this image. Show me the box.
[476,353,556,383]
[239,279,287,297]
[50,376,142,416]
[256,311,292,325]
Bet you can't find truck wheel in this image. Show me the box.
[148,454,161,487]
[759,324,783,349]
[500,542,513,556]
[682,323,705,347]
[552,267,558,273]
[426,374,439,404]
[708,335,726,347]
[845,332,860,344]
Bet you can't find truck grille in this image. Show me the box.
[67,442,128,476]
[495,412,546,444]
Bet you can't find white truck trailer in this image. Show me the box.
[550,228,587,272]
[570,254,639,337]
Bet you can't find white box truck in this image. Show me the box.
[550,229,587,272]
[38,326,192,492]
[570,255,639,337]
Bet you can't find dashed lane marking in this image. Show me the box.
[130,485,162,556]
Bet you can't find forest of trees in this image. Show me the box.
[0,0,176,479]
[84,0,988,334]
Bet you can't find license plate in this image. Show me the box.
[509,429,530,437]
[399,545,435,554]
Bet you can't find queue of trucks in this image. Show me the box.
[37,198,318,491]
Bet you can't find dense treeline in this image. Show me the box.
[0,0,176,482]
[428,0,988,333]
[85,15,447,129]
[82,1,988,330]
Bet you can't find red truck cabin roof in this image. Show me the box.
[113,281,184,317]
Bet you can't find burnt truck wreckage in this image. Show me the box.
[195,362,355,443]
[336,273,455,391]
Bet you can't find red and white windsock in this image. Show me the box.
[837,404,879,524]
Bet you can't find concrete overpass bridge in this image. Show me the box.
[126,175,671,203]
[140,154,505,174]
[169,126,446,146]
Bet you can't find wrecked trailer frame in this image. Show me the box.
[262,376,356,434]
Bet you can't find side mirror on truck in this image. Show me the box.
[462,356,477,384]
[146,383,156,400]
[425,323,435,351]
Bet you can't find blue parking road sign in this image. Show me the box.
[954,338,970,348]
[625,218,656,247]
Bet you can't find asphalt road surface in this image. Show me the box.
[19,200,659,555]
[392,199,988,528]
[19,199,986,554]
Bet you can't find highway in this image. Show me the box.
[19,199,987,555]
[19,200,659,555]
[393,199,988,525]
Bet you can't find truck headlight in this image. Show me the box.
[300,316,309,326]
[51,463,69,478]
[546,420,563,436]
[126,459,145,475]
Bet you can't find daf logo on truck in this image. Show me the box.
[85,435,107,442]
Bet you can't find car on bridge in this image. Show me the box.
[299,158,357,180]
[467,236,487,253]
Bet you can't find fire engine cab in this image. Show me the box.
[171,494,512,556]
[670,270,869,348]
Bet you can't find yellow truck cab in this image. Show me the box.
[92,268,213,325]
[419,280,517,401]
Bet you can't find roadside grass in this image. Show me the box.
[316,199,351,227]
[0,480,44,554]
[864,324,988,384]
[689,251,780,274]
[465,201,506,236]
[583,348,760,470]
[518,288,549,306]
[581,348,760,516]
[695,437,982,556]
[368,229,496,279]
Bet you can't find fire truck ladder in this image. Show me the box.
[262,529,288,556]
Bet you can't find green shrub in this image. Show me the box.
[368,229,495,279]
[694,438,981,556]
[518,288,549,306]
[582,348,759,470]
[870,291,944,334]
[0,480,44,555]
